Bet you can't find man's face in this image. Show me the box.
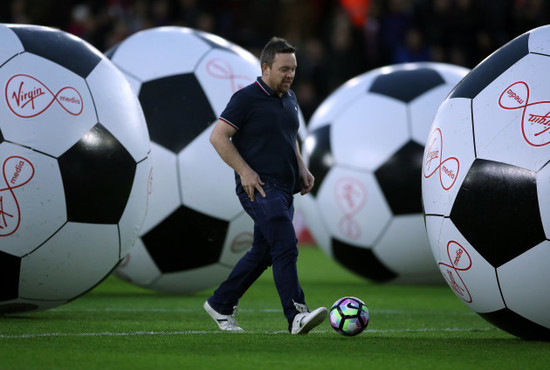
[264,52,297,96]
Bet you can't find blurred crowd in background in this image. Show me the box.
[2,0,549,121]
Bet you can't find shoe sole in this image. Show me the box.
[294,307,328,334]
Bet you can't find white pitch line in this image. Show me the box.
[49,307,475,316]
[0,327,497,339]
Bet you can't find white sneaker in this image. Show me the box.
[290,302,327,335]
[203,300,243,331]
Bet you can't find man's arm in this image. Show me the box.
[209,119,266,201]
[296,140,314,195]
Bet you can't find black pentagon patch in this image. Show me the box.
[450,33,529,99]
[305,125,333,197]
[478,308,550,341]
[369,68,445,103]
[0,251,20,302]
[139,73,216,153]
[450,159,544,267]
[58,123,136,224]
[332,238,397,282]
[375,141,424,215]
[142,205,229,273]
[0,129,4,143]
[9,24,102,79]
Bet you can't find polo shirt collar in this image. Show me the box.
[255,77,291,97]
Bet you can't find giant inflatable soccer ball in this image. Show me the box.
[0,24,151,313]
[108,27,307,293]
[300,62,468,284]
[422,26,550,340]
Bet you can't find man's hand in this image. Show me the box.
[300,169,314,195]
[241,169,266,201]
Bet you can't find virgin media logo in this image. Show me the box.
[1,156,35,237]
[5,74,83,118]
[438,241,472,303]
[423,128,459,190]
[498,81,550,147]
[335,177,367,240]
[206,58,254,93]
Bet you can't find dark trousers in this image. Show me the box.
[208,184,305,324]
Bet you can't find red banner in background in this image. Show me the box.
[340,0,371,27]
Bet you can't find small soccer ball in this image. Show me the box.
[329,296,370,336]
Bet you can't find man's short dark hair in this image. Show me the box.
[260,37,296,68]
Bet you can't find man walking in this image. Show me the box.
[204,37,327,334]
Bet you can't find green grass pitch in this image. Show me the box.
[1,246,549,369]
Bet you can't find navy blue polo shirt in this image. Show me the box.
[219,77,301,195]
